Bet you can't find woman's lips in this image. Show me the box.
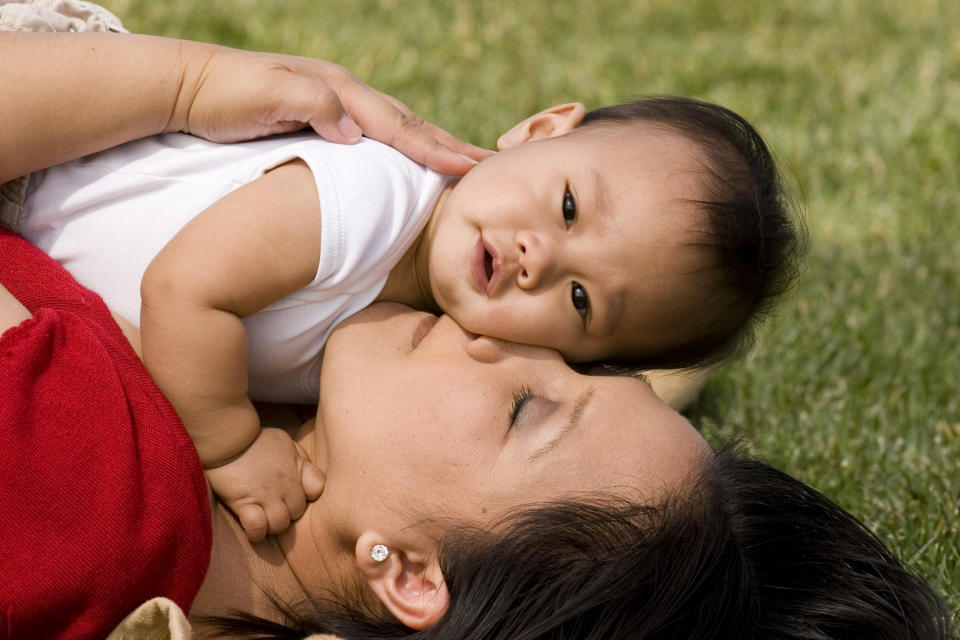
[411,314,439,348]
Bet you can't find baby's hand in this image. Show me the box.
[205,427,325,542]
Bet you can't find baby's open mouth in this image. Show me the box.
[471,236,499,294]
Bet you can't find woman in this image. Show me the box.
[0,25,952,640]
[1,232,952,639]
[194,301,955,640]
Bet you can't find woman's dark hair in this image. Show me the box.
[579,96,806,370]
[200,447,952,640]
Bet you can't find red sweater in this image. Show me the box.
[0,229,211,640]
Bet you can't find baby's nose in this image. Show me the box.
[515,231,555,290]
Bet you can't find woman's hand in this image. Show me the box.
[172,45,492,175]
[0,33,490,183]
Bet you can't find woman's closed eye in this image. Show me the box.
[561,186,577,228]
[509,386,534,426]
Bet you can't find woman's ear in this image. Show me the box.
[355,532,449,630]
[497,102,587,150]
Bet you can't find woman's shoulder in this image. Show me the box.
[0,229,212,639]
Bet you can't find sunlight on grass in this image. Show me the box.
[108,0,959,621]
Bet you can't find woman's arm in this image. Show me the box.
[0,32,196,183]
[0,32,489,184]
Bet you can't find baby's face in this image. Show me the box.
[424,121,709,363]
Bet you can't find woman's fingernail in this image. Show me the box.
[457,153,479,165]
[338,114,362,142]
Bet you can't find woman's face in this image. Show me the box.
[314,303,710,530]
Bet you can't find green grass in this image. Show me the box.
[108,0,959,622]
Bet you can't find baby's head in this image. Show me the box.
[423,96,803,368]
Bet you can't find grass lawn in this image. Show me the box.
[108,0,959,623]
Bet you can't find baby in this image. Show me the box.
[15,96,801,539]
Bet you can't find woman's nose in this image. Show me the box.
[515,231,555,290]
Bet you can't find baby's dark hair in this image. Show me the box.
[200,447,951,640]
[580,96,805,370]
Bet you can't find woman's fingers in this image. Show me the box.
[184,46,491,175]
[277,72,363,144]
[374,89,493,162]
[336,83,493,176]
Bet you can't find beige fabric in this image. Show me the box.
[104,596,344,640]
[645,366,713,411]
[105,598,192,640]
[0,178,27,231]
[0,0,126,33]
[0,0,128,229]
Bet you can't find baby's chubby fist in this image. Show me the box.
[205,427,325,542]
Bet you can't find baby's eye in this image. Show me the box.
[561,187,577,228]
[571,282,589,320]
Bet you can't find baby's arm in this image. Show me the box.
[141,159,323,541]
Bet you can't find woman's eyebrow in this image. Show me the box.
[529,387,595,461]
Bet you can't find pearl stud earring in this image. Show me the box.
[371,544,389,563]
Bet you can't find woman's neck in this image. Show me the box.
[189,498,307,622]
[190,419,351,623]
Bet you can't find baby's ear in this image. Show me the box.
[355,531,449,630]
[497,102,586,150]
